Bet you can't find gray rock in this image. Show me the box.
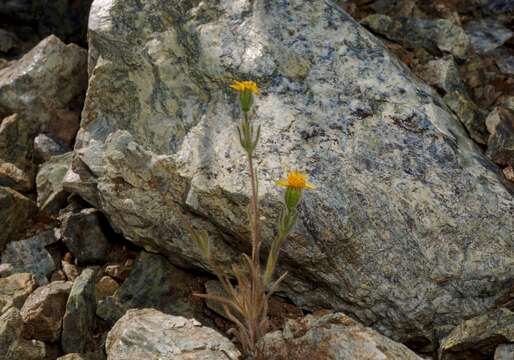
[495,343,514,360]
[0,29,19,53]
[0,307,53,360]
[260,312,423,360]
[444,91,489,144]
[440,308,514,359]
[61,208,110,264]
[1,230,59,285]
[418,56,465,94]
[361,14,471,59]
[75,0,514,347]
[482,0,514,14]
[0,187,36,251]
[97,251,199,325]
[0,35,87,145]
[0,273,37,315]
[105,308,241,360]
[20,280,72,342]
[486,107,514,167]
[34,134,70,163]
[36,152,73,213]
[62,267,97,354]
[465,18,513,54]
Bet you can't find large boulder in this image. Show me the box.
[75,0,514,346]
[105,308,241,360]
[260,312,423,360]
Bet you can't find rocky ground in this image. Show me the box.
[0,0,513,359]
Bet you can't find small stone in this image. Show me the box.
[0,307,51,360]
[485,107,514,166]
[504,166,514,182]
[0,273,37,315]
[440,308,514,359]
[0,162,33,192]
[62,268,97,353]
[0,263,13,278]
[103,264,129,281]
[106,308,241,360]
[495,343,514,360]
[95,276,119,301]
[465,18,513,54]
[444,91,489,144]
[33,133,70,163]
[20,280,72,342]
[1,230,59,285]
[62,261,81,281]
[36,152,73,214]
[61,208,111,264]
[0,187,36,251]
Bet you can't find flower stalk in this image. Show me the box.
[192,80,315,358]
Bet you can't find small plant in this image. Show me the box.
[193,80,315,358]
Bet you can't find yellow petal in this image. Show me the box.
[275,180,290,187]
[304,182,316,190]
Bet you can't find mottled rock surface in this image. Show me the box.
[0,35,87,144]
[97,251,198,325]
[0,273,37,315]
[261,312,423,360]
[0,307,53,360]
[62,268,97,354]
[36,152,73,213]
[486,107,514,167]
[61,208,110,264]
[0,185,36,251]
[1,230,59,285]
[361,14,470,59]
[105,308,240,360]
[0,162,33,192]
[440,308,514,359]
[20,280,72,342]
[76,0,514,346]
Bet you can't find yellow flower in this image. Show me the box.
[276,171,316,190]
[230,80,260,95]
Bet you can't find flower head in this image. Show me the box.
[230,80,260,95]
[276,171,316,190]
